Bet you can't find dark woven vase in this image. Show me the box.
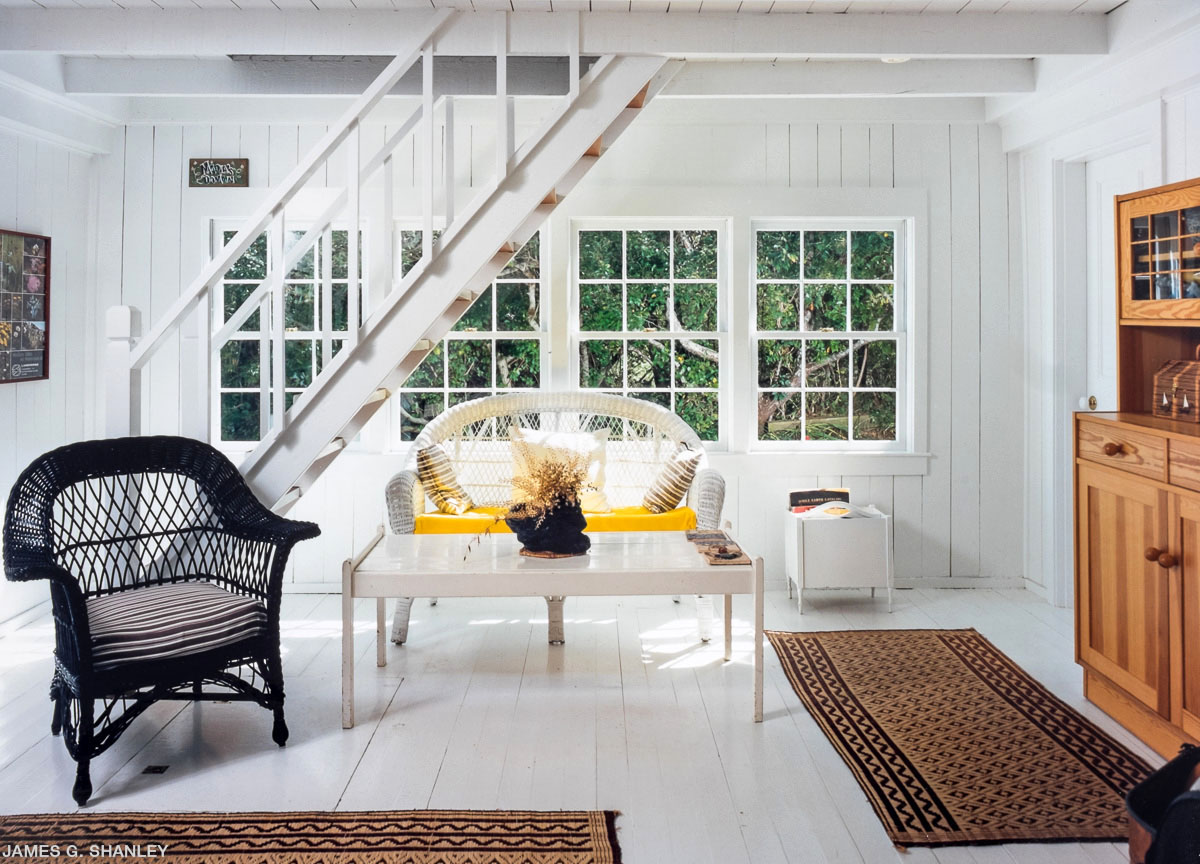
[505,498,590,556]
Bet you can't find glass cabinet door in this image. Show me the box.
[1121,181,1200,319]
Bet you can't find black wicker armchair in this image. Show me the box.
[2,436,320,805]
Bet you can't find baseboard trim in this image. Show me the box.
[893,576,1026,590]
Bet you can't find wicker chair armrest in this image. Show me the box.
[687,468,725,530]
[385,470,424,535]
[218,509,321,548]
[7,561,94,672]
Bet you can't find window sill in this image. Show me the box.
[708,451,930,477]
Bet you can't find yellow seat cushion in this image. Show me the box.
[414,505,697,535]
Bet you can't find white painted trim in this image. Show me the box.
[893,576,1025,590]
[0,70,117,154]
[0,10,1110,59]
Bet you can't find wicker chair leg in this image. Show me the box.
[545,596,565,645]
[72,698,94,806]
[391,597,415,645]
[696,595,714,643]
[271,706,289,747]
[49,680,62,736]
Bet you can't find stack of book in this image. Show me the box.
[788,488,850,513]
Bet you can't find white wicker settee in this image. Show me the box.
[385,391,725,645]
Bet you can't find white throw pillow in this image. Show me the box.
[510,427,612,513]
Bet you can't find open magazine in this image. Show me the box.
[795,501,881,519]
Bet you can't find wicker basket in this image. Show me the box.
[1153,347,1200,422]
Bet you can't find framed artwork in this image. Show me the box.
[0,229,50,383]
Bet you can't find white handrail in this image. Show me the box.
[127,9,453,373]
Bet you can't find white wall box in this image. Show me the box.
[783,507,894,613]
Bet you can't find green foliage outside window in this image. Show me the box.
[218,228,360,442]
[577,228,721,441]
[755,228,899,444]
[398,233,543,442]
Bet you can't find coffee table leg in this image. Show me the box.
[754,557,764,723]
[342,559,355,729]
[376,599,387,667]
[724,594,733,661]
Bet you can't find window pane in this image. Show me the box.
[806,339,849,387]
[674,283,717,331]
[627,339,671,388]
[332,284,348,330]
[627,230,670,278]
[331,230,362,278]
[758,392,804,441]
[400,230,423,277]
[758,339,802,387]
[1131,216,1150,242]
[1152,211,1177,239]
[579,283,622,331]
[285,285,314,331]
[285,339,313,388]
[627,283,669,331]
[220,340,259,388]
[448,339,492,388]
[757,231,800,279]
[805,283,847,331]
[674,230,717,279]
[579,340,623,387]
[630,390,670,408]
[806,392,849,440]
[400,392,443,441]
[850,231,894,280]
[677,391,718,441]
[579,231,623,279]
[225,231,267,281]
[449,391,486,407]
[224,283,260,331]
[675,338,718,388]
[496,283,539,331]
[403,342,444,388]
[284,391,299,412]
[496,339,540,388]
[757,284,800,330]
[804,231,847,279]
[500,233,539,279]
[854,392,896,441]
[286,230,315,279]
[854,339,897,387]
[221,393,260,442]
[453,289,492,332]
[1184,207,1200,235]
[851,283,894,331]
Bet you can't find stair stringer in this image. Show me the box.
[240,55,673,508]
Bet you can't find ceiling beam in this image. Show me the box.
[0,68,119,155]
[0,10,1109,59]
[664,59,1035,98]
[62,56,580,97]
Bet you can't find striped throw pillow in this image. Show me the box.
[643,447,703,514]
[417,444,475,515]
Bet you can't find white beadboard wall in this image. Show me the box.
[0,131,93,626]
[54,98,1023,601]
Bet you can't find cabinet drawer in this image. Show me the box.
[1169,438,1200,493]
[1077,420,1165,479]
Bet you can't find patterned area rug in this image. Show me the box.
[768,628,1152,848]
[0,810,621,864]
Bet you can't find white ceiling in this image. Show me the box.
[0,0,1125,13]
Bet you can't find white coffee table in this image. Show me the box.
[341,528,764,728]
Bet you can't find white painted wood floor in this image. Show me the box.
[0,586,1157,864]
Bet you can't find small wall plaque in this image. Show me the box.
[189,158,249,188]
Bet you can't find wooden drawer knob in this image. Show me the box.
[1145,546,1162,562]
[1103,442,1125,456]
[1157,552,1177,570]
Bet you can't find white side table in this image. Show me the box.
[783,507,893,612]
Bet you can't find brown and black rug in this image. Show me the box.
[0,810,621,864]
[768,628,1153,848]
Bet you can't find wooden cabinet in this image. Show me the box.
[1075,414,1200,757]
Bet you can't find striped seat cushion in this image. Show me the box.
[417,443,475,515]
[87,581,266,672]
[643,447,703,514]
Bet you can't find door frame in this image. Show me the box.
[1030,102,1163,608]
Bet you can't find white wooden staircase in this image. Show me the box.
[105,11,676,512]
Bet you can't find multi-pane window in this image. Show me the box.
[575,228,722,442]
[754,226,903,445]
[397,232,544,441]
[216,228,362,443]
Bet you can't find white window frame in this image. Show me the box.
[210,220,365,451]
[569,220,729,450]
[392,229,549,443]
[750,219,910,453]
